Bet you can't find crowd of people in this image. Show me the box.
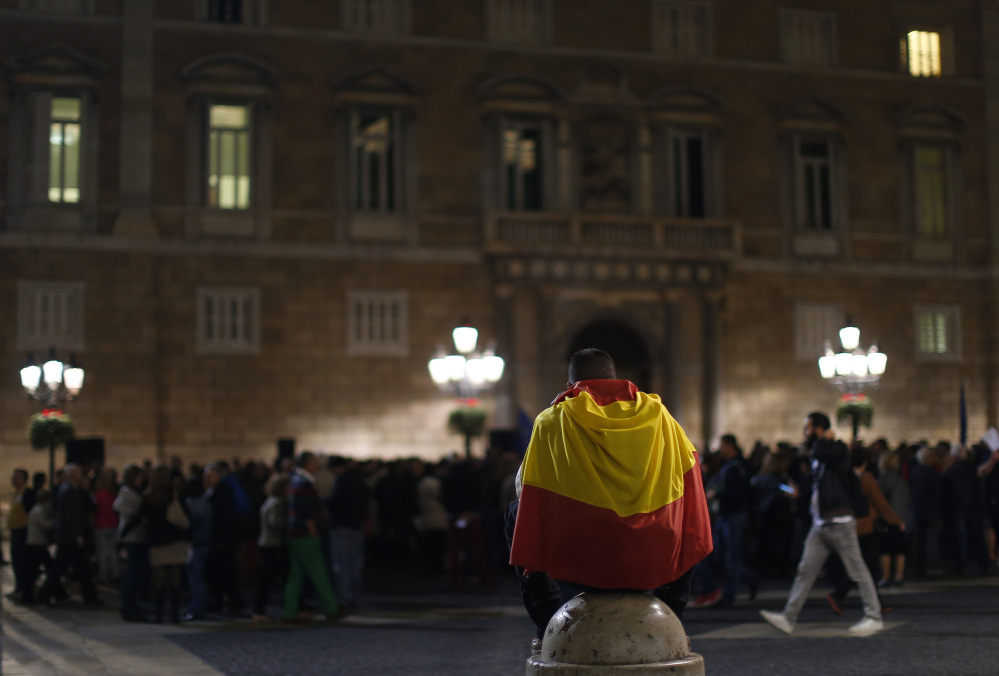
[4,449,520,623]
[4,428,998,625]
[692,431,999,611]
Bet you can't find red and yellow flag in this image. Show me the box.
[509,379,712,590]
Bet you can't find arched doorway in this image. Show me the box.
[566,320,651,392]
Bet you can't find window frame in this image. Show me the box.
[497,114,552,212]
[780,8,837,67]
[793,302,844,362]
[898,24,954,77]
[662,125,715,219]
[790,133,842,232]
[346,290,409,357]
[913,304,961,363]
[195,287,261,355]
[905,141,955,238]
[341,0,411,35]
[205,102,254,211]
[348,107,405,216]
[486,0,552,46]
[17,280,86,351]
[651,0,712,58]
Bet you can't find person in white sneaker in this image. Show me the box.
[760,412,883,637]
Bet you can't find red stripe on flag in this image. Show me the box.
[552,379,640,406]
[510,464,712,590]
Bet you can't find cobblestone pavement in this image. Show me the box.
[5,563,999,675]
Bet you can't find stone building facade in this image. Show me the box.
[1,0,997,473]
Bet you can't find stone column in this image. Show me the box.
[637,120,654,214]
[983,1,999,425]
[114,0,157,237]
[491,284,517,429]
[700,290,724,447]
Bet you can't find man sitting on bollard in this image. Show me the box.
[508,348,714,643]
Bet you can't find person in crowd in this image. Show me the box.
[8,469,33,601]
[877,451,911,586]
[22,488,54,604]
[92,467,120,585]
[942,444,989,575]
[443,455,494,592]
[115,464,149,621]
[909,445,943,578]
[328,456,369,611]
[509,348,712,642]
[42,464,100,606]
[417,460,449,572]
[977,441,999,567]
[253,472,289,621]
[826,446,904,615]
[696,434,759,608]
[760,412,883,636]
[284,452,340,622]
[204,462,245,616]
[751,450,798,578]
[144,465,190,623]
[183,476,212,621]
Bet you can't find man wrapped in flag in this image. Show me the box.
[508,348,713,638]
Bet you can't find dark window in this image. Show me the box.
[207,0,242,23]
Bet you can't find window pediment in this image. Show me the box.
[180,53,280,92]
[773,93,848,126]
[330,66,420,107]
[574,62,637,105]
[894,102,965,135]
[4,43,106,84]
[478,74,564,102]
[647,84,723,115]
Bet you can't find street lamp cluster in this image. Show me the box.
[427,323,505,399]
[817,320,886,392]
[20,349,85,405]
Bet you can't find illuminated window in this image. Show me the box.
[781,10,835,66]
[915,305,960,361]
[501,120,543,211]
[903,30,941,77]
[17,281,85,351]
[793,137,837,230]
[347,291,408,356]
[197,287,259,353]
[487,0,550,45]
[351,109,401,213]
[48,97,81,204]
[207,104,251,209]
[911,145,949,236]
[342,0,410,34]
[652,1,710,57]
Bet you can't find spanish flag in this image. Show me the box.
[510,379,713,590]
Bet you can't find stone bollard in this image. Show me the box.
[526,592,705,675]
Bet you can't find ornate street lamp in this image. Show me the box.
[427,321,505,400]
[21,348,85,405]
[818,319,886,440]
[20,348,85,487]
[428,321,505,456]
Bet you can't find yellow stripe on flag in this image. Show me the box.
[519,390,697,517]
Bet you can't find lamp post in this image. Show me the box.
[427,321,505,456]
[817,319,886,440]
[20,349,85,486]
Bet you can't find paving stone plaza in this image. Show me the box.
[4,565,999,675]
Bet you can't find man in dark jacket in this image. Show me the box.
[712,434,760,606]
[328,456,368,609]
[204,462,244,615]
[909,446,943,577]
[760,412,882,636]
[42,464,99,605]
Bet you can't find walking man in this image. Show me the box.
[760,412,883,636]
[284,452,340,621]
